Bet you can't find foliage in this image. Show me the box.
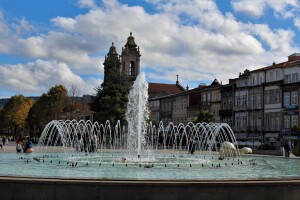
[27,85,69,137]
[0,95,34,135]
[90,67,130,126]
[291,125,300,156]
[196,111,214,123]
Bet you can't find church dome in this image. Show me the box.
[125,32,137,47]
[108,42,118,55]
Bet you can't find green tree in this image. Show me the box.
[27,85,68,137]
[91,68,130,126]
[196,111,214,123]
[291,125,300,156]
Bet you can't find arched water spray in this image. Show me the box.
[37,72,240,164]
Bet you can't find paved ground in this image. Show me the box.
[0,142,18,153]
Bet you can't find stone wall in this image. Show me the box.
[0,177,299,200]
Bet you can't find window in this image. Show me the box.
[265,114,270,127]
[223,101,227,109]
[270,90,275,104]
[250,95,254,108]
[265,90,269,104]
[276,116,280,130]
[291,91,298,105]
[242,95,247,106]
[276,90,280,104]
[252,76,256,85]
[292,115,299,127]
[257,116,261,127]
[235,96,240,106]
[276,70,280,80]
[284,92,290,106]
[257,94,261,107]
[271,115,275,128]
[270,71,274,81]
[236,117,240,128]
[285,91,298,106]
[285,73,299,83]
[284,116,291,128]
[202,93,206,101]
[285,74,291,83]
[129,61,135,76]
[292,73,299,82]
[207,93,211,102]
[242,116,247,127]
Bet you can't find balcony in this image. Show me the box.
[200,101,210,107]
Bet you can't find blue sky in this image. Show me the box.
[0,0,300,98]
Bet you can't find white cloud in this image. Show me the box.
[231,0,299,19]
[77,0,97,9]
[294,17,300,30]
[245,24,295,52]
[0,0,299,95]
[51,17,76,31]
[0,59,102,96]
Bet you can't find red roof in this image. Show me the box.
[148,83,184,98]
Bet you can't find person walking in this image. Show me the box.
[284,139,292,158]
[2,137,5,146]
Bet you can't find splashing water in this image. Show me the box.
[36,73,240,165]
[125,72,149,159]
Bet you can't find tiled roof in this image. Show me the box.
[148,83,185,98]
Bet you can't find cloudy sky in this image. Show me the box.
[0,0,300,98]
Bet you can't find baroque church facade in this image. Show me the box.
[102,33,185,125]
[103,32,141,86]
[103,32,184,95]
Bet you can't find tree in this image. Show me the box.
[90,67,130,126]
[67,84,82,112]
[27,85,68,137]
[196,111,214,123]
[291,125,300,156]
[0,95,34,136]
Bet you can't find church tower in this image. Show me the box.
[121,32,141,82]
[103,42,121,86]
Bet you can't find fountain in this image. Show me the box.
[35,72,241,168]
[0,73,299,199]
[125,72,150,160]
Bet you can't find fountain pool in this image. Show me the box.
[0,153,299,180]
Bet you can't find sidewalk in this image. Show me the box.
[0,142,18,153]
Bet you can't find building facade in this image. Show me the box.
[150,53,300,149]
[219,53,300,148]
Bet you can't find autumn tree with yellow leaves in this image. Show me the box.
[0,95,34,136]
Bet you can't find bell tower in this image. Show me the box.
[121,32,141,82]
[103,42,121,86]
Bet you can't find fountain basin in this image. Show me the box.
[1,152,300,199]
[0,175,299,200]
[1,153,299,180]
